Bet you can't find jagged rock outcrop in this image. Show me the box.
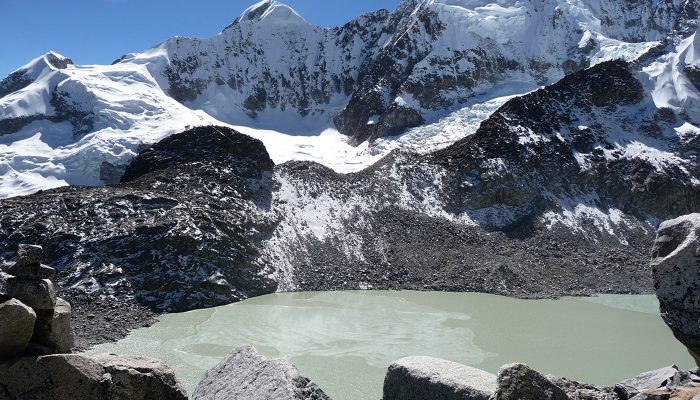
[494,363,568,400]
[652,214,700,366]
[614,365,679,400]
[430,60,699,226]
[192,345,330,400]
[0,126,278,312]
[1,56,698,321]
[382,356,497,400]
[0,353,187,400]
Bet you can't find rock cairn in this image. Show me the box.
[0,244,74,359]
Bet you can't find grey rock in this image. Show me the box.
[0,353,187,400]
[615,365,679,400]
[5,263,55,280]
[382,356,496,400]
[30,297,75,354]
[99,161,127,185]
[548,376,617,400]
[92,354,188,400]
[7,278,57,310]
[494,363,568,400]
[0,298,36,360]
[192,345,330,400]
[15,244,43,266]
[651,214,700,366]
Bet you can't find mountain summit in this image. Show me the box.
[0,0,699,198]
[232,0,308,27]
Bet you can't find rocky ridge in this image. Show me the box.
[0,56,698,322]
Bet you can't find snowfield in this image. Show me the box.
[0,0,698,200]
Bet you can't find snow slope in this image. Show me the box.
[0,0,698,199]
[0,53,218,197]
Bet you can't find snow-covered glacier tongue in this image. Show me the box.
[2,0,697,199]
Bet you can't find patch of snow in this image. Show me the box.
[542,193,635,244]
[643,32,700,116]
[366,115,381,125]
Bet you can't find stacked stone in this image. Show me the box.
[0,244,74,359]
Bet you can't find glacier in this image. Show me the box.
[0,0,699,198]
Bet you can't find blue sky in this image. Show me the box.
[0,0,401,78]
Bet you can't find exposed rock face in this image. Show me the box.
[547,376,618,400]
[652,214,700,366]
[614,365,679,400]
[0,126,278,312]
[0,298,36,360]
[192,345,330,400]
[620,368,700,399]
[0,353,187,400]
[1,61,697,318]
[382,356,497,400]
[494,363,568,400]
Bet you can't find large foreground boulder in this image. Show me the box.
[382,356,497,400]
[651,214,700,365]
[192,345,329,400]
[0,353,187,400]
[614,365,679,400]
[0,298,36,360]
[494,363,568,400]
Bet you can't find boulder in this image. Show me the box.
[0,353,187,400]
[92,354,188,400]
[614,366,679,400]
[0,298,36,360]
[5,263,55,280]
[6,277,57,310]
[382,356,497,400]
[30,298,74,354]
[547,376,617,400]
[651,214,700,366]
[15,244,43,266]
[192,345,330,400]
[494,363,568,400]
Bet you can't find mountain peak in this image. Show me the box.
[231,0,308,28]
[9,51,73,79]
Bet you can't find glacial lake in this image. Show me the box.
[87,291,694,400]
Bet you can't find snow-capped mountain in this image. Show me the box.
[2,0,699,199]
[2,54,698,310]
[1,0,700,310]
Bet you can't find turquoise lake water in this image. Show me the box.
[87,291,694,400]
